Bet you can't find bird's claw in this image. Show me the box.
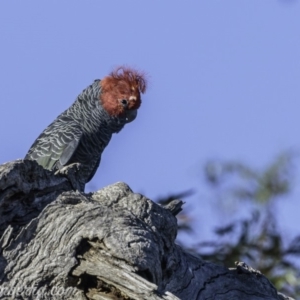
[55,163,85,192]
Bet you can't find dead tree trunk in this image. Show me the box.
[0,160,293,300]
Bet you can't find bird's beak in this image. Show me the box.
[125,109,138,123]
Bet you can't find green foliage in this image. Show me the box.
[170,153,300,298]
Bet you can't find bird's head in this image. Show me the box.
[100,66,147,123]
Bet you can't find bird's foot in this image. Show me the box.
[55,163,85,192]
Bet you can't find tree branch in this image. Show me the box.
[0,160,293,300]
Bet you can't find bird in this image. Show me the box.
[25,66,147,191]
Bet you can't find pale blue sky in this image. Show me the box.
[1,1,299,242]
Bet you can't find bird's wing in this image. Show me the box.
[25,117,82,171]
[86,155,101,183]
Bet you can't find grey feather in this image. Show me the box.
[25,80,129,190]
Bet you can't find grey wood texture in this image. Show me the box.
[0,160,294,300]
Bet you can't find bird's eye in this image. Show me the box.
[121,99,128,107]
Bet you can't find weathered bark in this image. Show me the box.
[0,160,294,300]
